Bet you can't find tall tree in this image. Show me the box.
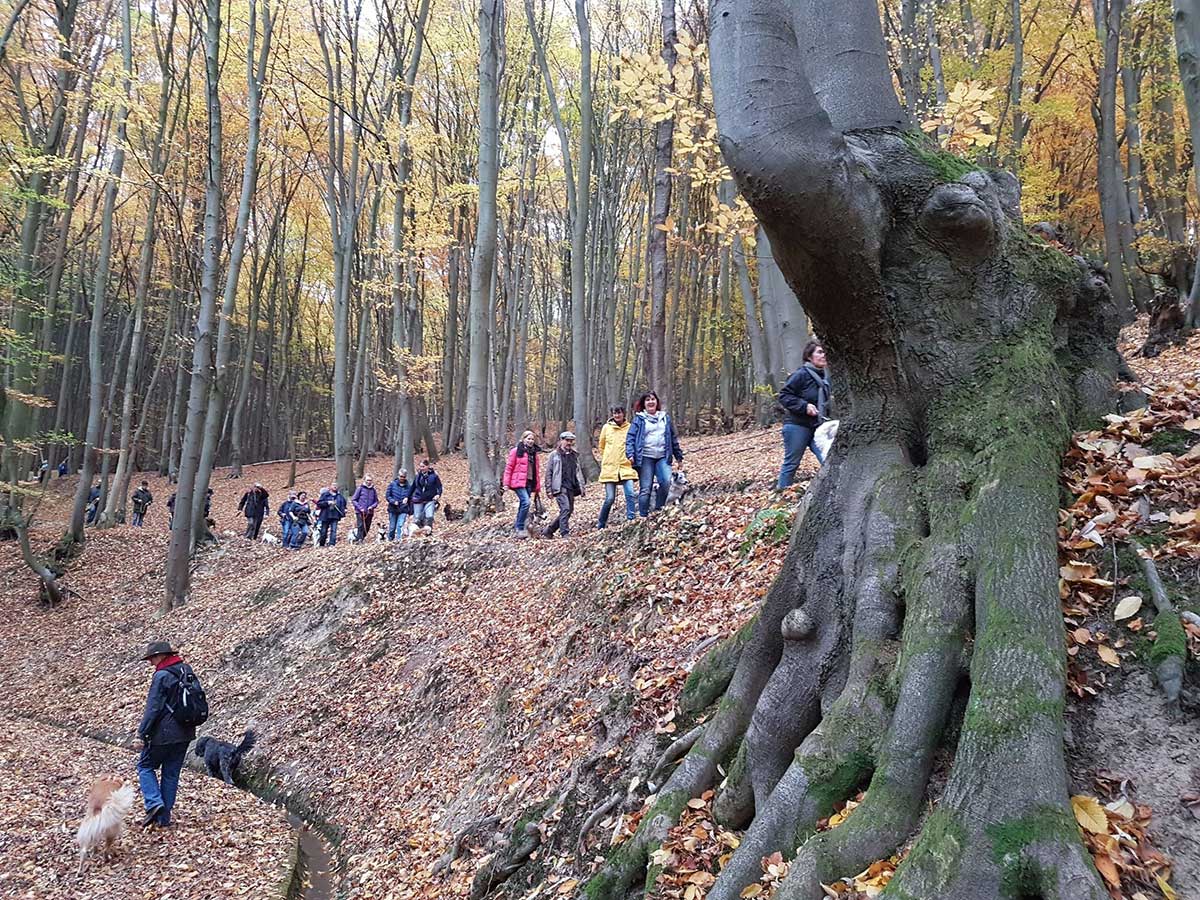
[586,1,1124,897]
[1174,0,1200,325]
[464,0,504,518]
[646,0,677,404]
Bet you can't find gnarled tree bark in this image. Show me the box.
[582,2,1123,898]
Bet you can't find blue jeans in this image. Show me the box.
[280,518,293,546]
[318,519,339,546]
[513,488,532,531]
[637,457,672,516]
[388,508,408,540]
[137,741,188,825]
[599,480,636,527]
[290,523,309,549]
[131,510,145,527]
[412,500,438,526]
[778,423,825,488]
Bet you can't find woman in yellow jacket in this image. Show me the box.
[597,405,638,528]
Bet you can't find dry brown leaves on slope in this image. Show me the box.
[0,714,294,900]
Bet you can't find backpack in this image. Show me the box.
[167,664,209,728]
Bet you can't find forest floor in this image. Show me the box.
[0,321,1197,900]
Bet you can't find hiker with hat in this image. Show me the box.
[543,431,587,538]
[135,641,207,828]
[237,481,271,539]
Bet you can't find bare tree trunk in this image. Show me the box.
[1174,0,1200,326]
[646,0,676,400]
[465,0,504,519]
[164,0,222,609]
[68,0,131,543]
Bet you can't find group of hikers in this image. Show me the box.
[88,347,832,545]
[244,458,445,549]
[502,390,686,539]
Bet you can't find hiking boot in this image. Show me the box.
[141,805,164,828]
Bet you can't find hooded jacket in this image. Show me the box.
[409,471,443,504]
[625,411,684,468]
[351,483,379,513]
[316,489,347,523]
[598,420,636,482]
[386,478,412,513]
[503,444,541,491]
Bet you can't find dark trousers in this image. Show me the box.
[544,492,576,537]
[355,509,375,542]
[137,741,189,825]
[318,519,339,546]
[245,513,264,539]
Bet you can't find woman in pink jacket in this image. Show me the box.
[503,431,541,538]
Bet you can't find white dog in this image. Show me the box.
[813,419,839,460]
[76,777,136,873]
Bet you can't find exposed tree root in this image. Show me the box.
[468,819,540,900]
[577,792,621,857]
[431,814,501,880]
[1137,554,1186,703]
[647,724,705,791]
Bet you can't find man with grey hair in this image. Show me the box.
[237,481,270,539]
[544,431,586,538]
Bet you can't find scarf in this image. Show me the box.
[155,655,183,672]
[803,362,831,419]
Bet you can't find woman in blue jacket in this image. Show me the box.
[625,391,684,516]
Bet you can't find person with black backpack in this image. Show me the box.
[135,641,208,828]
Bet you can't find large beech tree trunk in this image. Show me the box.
[584,2,1125,899]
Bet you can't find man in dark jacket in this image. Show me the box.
[130,481,153,527]
[385,471,412,541]
[777,340,831,488]
[409,460,443,534]
[238,482,270,539]
[135,641,197,828]
[316,482,347,546]
[86,483,101,524]
[278,492,297,547]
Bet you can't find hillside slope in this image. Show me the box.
[2,329,1199,900]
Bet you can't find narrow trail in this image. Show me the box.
[11,711,339,900]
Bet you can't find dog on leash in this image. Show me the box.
[194,730,256,785]
[665,470,691,507]
[76,776,136,873]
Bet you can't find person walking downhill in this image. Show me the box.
[238,482,270,539]
[626,391,684,516]
[277,492,297,547]
[351,476,379,543]
[409,460,443,535]
[544,431,586,538]
[288,491,313,549]
[135,641,204,828]
[385,470,413,541]
[130,481,153,527]
[776,340,831,489]
[503,431,542,538]
[316,482,347,546]
[597,407,637,528]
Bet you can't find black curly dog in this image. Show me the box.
[194,730,256,785]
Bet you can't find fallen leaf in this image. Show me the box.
[1097,645,1121,667]
[1114,596,1142,621]
[1071,795,1109,835]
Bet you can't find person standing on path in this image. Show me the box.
[385,471,413,541]
[597,407,636,528]
[776,340,831,489]
[135,641,198,828]
[503,431,542,538]
[316,483,347,546]
[238,482,270,539]
[625,391,684,516]
[277,492,297,547]
[288,491,313,549]
[130,481,153,527]
[544,431,586,538]
[409,460,443,535]
[351,476,379,542]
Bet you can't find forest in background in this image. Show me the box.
[4,0,1200,605]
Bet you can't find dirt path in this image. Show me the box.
[0,714,296,900]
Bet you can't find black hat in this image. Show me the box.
[141,641,177,660]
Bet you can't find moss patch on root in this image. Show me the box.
[890,807,967,894]
[1150,611,1188,667]
[986,805,1079,898]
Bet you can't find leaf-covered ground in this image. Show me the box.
[0,714,294,900]
[0,324,1197,900]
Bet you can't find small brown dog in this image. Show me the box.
[76,775,136,873]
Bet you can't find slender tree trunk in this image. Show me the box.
[68,0,131,543]
[1174,0,1200,325]
[465,0,504,518]
[647,0,677,400]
